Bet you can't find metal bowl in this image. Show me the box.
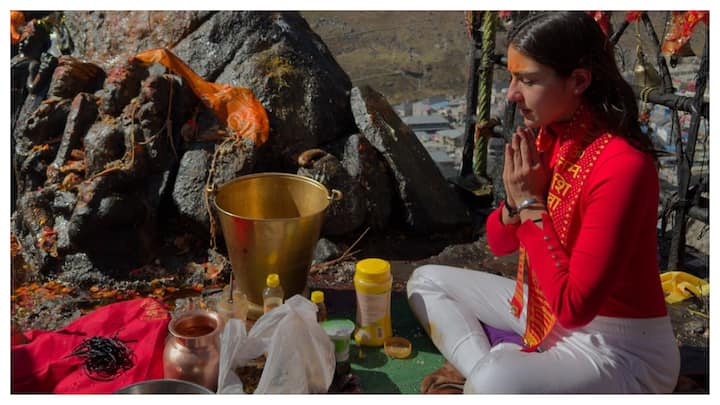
[114,379,214,394]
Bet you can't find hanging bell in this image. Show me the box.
[634,47,661,88]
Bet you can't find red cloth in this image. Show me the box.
[12,298,170,393]
[586,11,612,36]
[486,122,667,329]
[661,11,709,56]
[625,11,644,23]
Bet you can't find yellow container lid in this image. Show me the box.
[384,336,412,359]
[355,258,391,282]
[266,273,280,288]
[311,290,324,303]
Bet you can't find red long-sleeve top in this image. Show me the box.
[486,129,667,329]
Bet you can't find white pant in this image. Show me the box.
[406,264,680,393]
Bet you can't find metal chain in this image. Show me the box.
[204,136,240,251]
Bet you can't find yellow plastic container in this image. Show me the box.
[354,258,393,346]
[660,271,710,304]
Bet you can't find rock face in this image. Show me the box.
[47,93,99,180]
[11,10,473,282]
[66,74,186,272]
[14,97,72,194]
[63,11,213,70]
[350,85,471,233]
[47,56,106,99]
[339,134,395,232]
[297,149,367,236]
[171,144,214,236]
[171,138,256,238]
[11,53,195,275]
[173,11,357,171]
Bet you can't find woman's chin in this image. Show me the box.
[522,118,541,129]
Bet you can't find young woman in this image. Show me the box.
[407,12,679,393]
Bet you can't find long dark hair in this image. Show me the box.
[508,11,655,157]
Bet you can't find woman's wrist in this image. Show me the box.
[509,195,546,224]
[518,205,547,225]
[501,199,521,225]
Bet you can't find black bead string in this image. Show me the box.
[67,333,136,381]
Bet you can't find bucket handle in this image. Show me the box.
[328,189,343,202]
[208,178,342,202]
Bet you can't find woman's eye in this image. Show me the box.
[509,76,534,86]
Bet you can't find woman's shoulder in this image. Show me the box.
[584,131,658,194]
[585,131,657,182]
[598,132,654,166]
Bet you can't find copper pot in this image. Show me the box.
[163,310,222,392]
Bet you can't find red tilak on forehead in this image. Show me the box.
[507,46,534,73]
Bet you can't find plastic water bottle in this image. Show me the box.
[262,273,284,314]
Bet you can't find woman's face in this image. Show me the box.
[506,45,582,128]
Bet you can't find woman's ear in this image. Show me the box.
[570,68,592,95]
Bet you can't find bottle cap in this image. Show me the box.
[266,273,280,288]
[311,290,324,303]
[355,258,391,281]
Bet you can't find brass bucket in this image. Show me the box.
[213,173,341,312]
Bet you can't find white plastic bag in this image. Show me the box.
[216,318,261,394]
[217,295,335,394]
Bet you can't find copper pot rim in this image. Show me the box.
[168,309,223,339]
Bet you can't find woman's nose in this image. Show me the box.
[507,81,522,103]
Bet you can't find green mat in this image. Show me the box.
[324,290,445,394]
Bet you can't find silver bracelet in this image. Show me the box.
[516,197,540,213]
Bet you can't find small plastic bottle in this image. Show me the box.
[262,273,284,314]
[311,290,327,322]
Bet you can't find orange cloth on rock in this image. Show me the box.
[132,48,269,146]
[11,11,25,45]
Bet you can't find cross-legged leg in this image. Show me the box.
[406,264,526,377]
